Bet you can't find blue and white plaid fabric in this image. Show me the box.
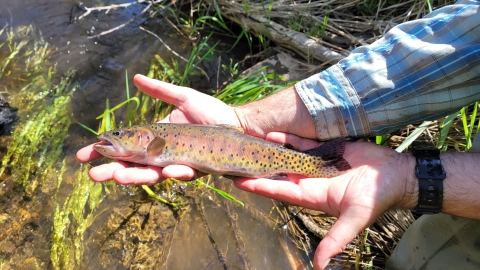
[296,0,480,139]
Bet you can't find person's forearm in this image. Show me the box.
[399,152,480,219]
[234,86,317,139]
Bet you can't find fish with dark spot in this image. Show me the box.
[94,123,351,178]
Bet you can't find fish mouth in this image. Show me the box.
[94,138,135,159]
[94,138,116,151]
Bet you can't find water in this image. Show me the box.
[0,0,310,269]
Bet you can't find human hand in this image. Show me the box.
[76,74,241,183]
[234,132,416,269]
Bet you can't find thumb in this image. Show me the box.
[313,213,370,269]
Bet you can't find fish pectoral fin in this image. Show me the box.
[217,124,244,133]
[147,137,166,156]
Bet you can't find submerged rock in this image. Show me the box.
[0,95,18,136]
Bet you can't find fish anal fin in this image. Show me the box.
[217,124,244,133]
[147,137,166,156]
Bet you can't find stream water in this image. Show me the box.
[0,0,310,269]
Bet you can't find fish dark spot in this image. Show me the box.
[236,153,239,156]
[268,156,271,160]
[263,155,266,158]
[210,150,213,154]
[242,157,245,161]
[230,154,234,157]
[174,134,178,138]
[203,146,206,149]
[176,142,179,145]
[190,144,193,148]
[163,127,166,131]
[255,160,258,163]
[220,148,223,152]
[182,143,185,146]
[251,152,254,155]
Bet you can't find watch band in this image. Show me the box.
[412,147,446,214]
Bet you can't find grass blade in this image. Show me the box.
[395,121,433,153]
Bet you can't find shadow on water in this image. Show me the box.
[0,0,310,269]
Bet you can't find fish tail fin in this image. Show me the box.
[303,138,351,174]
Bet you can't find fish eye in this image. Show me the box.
[113,131,121,136]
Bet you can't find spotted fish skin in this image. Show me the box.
[94,123,351,178]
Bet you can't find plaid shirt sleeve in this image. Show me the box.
[295,0,480,140]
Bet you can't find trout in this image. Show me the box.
[93,123,351,178]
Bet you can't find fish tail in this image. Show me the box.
[303,138,351,176]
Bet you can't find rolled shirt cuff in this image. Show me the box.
[295,65,371,140]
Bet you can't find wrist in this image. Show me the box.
[394,152,419,210]
[233,86,317,139]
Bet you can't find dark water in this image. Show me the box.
[0,0,309,269]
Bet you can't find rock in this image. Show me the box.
[0,94,18,136]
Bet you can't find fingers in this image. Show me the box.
[265,132,321,151]
[112,166,164,185]
[233,176,330,209]
[76,143,104,162]
[89,161,199,184]
[89,161,133,182]
[89,162,167,185]
[134,74,194,106]
[161,164,199,180]
[314,212,372,269]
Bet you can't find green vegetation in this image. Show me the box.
[51,164,104,269]
[0,25,102,270]
[0,26,77,195]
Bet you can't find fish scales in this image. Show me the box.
[94,123,351,178]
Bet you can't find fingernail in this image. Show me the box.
[322,259,331,269]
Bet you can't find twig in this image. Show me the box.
[87,2,153,39]
[139,26,210,81]
[78,0,148,20]
[197,197,228,270]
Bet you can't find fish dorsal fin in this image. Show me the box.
[147,137,166,156]
[217,124,244,133]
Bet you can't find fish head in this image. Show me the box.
[94,126,156,162]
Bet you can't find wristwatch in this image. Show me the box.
[412,147,446,214]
